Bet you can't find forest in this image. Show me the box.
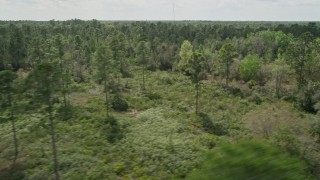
[0,20,320,179]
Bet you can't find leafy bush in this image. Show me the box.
[197,134,217,149]
[225,86,243,97]
[100,116,123,143]
[156,73,174,85]
[198,113,228,136]
[112,96,129,112]
[127,95,154,110]
[143,91,162,100]
[56,105,76,120]
[282,93,297,103]
[248,92,263,105]
[117,108,205,178]
[239,54,262,82]
[188,141,313,180]
[247,79,256,89]
[296,82,320,113]
[0,163,26,180]
[310,119,320,143]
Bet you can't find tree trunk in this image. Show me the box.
[275,72,283,98]
[62,71,68,108]
[104,79,109,117]
[8,94,18,165]
[298,54,305,90]
[226,63,229,87]
[59,58,68,108]
[142,64,145,90]
[195,82,200,114]
[48,99,60,180]
[63,90,67,108]
[119,57,124,76]
[275,74,280,98]
[10,114,18,163]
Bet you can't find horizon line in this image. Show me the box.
[0,19,319,22]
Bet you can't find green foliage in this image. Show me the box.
[197,113,228,136]
[271,127,300,155]
[1,21,320,180]
[56,105,76,120]
[136,41,151,65]
[188,49,207,83]
[286,32,314,89]
[109,31,129,77]
[224,86,244,97]
[188,141,313,180]
[156,73,174,85]
[239,54,262,82]
[0,70,17,95]
[105,116,123,143]
[310,119,320,143]
[297,82,320,113]
[26,62,62,103]
[8,25,27,70]
[178,40,193,72]
[143,91,162,100]
[112,96,129,112]
[247,79,257,89]
[248,92,263,105]
[271,57,291,97]
[93,44,115,81]
[120,108,205,178]
[126,95,156,110]
[219,43,237,86]
[136,41,151,90]
[0,70,17,109]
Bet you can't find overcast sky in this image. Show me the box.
[0,0,319,21]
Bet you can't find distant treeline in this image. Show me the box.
[0,19,319,71]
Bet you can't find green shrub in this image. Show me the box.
[248,92,263,105]
[198,113,228,136]
[112,96,129,112]
[188,141,313,180]
[310,119,320,143]
[0,163,26,180]
[144,91,162,100]
[157,73,174,85]
[198,134,216,149]
[297,82,320,113]
[271,127,300,155]
[100,116,123,143]
[239,54,262,82]
[247,79,256,89]
[225,86,243,97]
[127,95,154,110]
[282,93,297,103]
[56,104,75,120]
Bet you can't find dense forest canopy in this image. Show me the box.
[1,20,320,70]
[1,20,320,179]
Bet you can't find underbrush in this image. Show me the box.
[1,69,319,179]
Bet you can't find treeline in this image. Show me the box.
[1,20,320,71]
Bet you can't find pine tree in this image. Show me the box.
[219,43,237,87]
[27,62,62,180]
[0,70,19,165]
[188,49,206,114]
[137,41,150,91]
[94,44,115,116]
